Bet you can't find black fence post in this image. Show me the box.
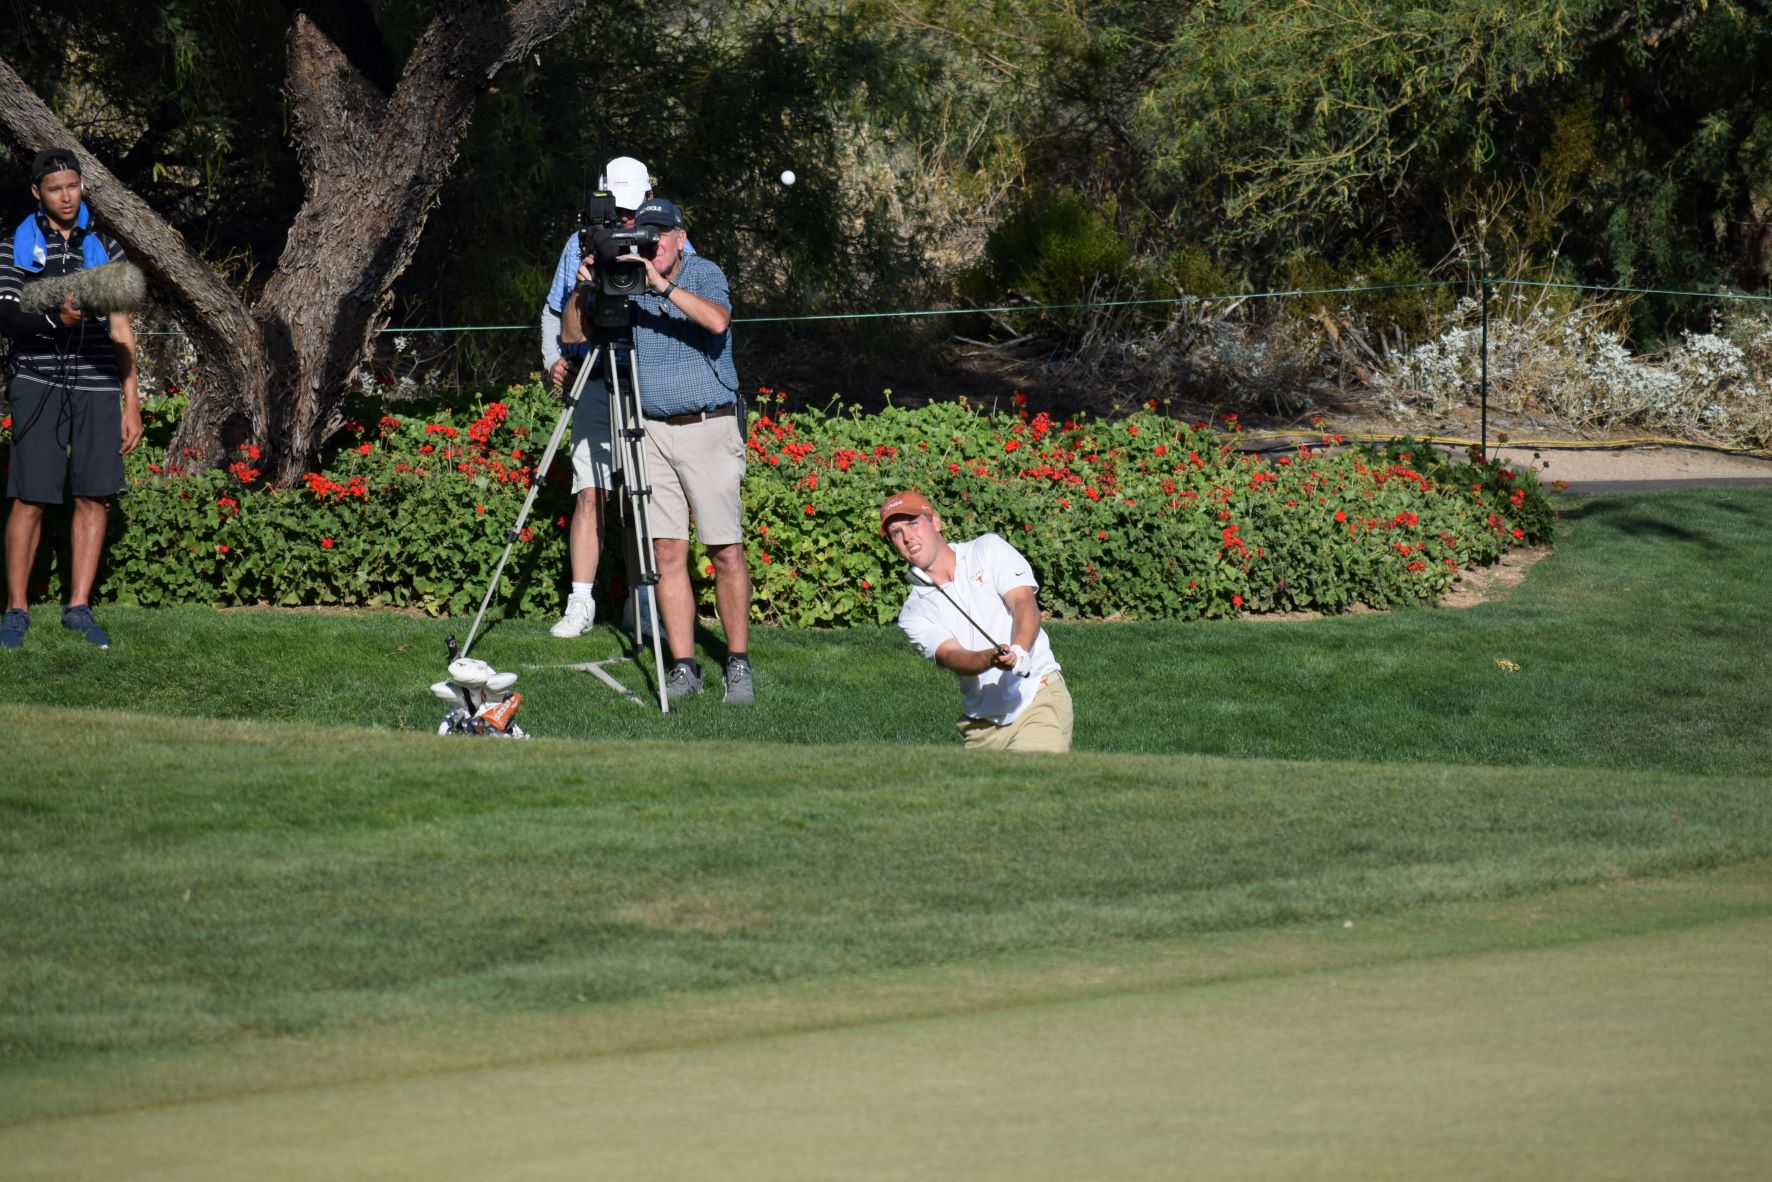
[1478,249,1491,463]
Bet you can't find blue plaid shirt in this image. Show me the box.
[549,238,735,416]
[627,254,739,416]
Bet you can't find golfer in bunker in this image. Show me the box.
[881,490,1073,752]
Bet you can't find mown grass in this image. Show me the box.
[1,487,1770,774]
[3,703,1769,1077]
[2,486,1770,1094]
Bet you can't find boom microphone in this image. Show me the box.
[19,260,148,316]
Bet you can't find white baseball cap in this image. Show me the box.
[598,156,652,211]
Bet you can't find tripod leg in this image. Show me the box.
[606,365,646,650]
[606,349,672,714]
[461,348,601,657]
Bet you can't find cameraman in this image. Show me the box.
[540,156,664,640]
[610,198,751,704]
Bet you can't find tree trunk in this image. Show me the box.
[1729,192,1772,296]
[0,56,270,461]
[0,0,585,483]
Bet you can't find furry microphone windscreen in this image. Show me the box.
[19,261,148,316]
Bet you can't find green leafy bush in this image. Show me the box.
[0,387,1553,625]
[966,190,1161,340]
[739,395,1552,625]
[3,389,577,617]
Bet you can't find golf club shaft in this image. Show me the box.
[909,568,1006,652]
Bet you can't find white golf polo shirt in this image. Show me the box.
[898,533,1061,725]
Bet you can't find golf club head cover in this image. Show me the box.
[480,692,523,734]
[1008,644,1033,677]
[430,680,468,705]
[447,657,496,689]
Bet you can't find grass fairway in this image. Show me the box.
[5,862,1770,1180]
[0,486,1768,775]
[5,705,1769,1079]
[4,486,1771,1173]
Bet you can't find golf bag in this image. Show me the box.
[431,656,529,739]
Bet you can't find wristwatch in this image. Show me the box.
[661,281,679,298]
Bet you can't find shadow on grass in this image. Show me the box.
[1556,494,1718,549]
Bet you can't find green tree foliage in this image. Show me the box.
[10,0,1772,399]
[1139,1,1772,296]
[977,190,1131,303]
[403,1,930,344]
[1142,1,1596,244]
[0,0,298,266]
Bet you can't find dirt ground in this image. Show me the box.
[1487,440,1772,487]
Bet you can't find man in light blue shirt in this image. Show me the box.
[542,156,658,643]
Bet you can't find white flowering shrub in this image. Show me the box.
[1055,287,1337,418]
[1374,292,1772,448]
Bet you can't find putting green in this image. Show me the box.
[6,904,1769,1178]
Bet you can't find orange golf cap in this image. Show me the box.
[879,489,935,534]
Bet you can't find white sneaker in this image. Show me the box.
[550,595,596,638]
[622,587,666,641]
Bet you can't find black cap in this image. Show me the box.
[31,149,81,182]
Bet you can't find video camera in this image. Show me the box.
[579,190,660,299]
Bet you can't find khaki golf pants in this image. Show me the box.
[956,672,1073,753]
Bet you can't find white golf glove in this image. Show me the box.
[1008,644,1033,677]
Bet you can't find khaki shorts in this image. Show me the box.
[642,412,746,544]
[956,671,1073,753]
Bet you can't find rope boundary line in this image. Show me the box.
[131,276,1772,338]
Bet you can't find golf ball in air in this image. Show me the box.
[781,170,796,186]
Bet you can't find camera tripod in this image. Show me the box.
[458,316,672,714]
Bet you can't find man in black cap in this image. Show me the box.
[612,197,752,704]
[0,149,141,651]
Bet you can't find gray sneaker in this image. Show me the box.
[61,604,111,649]
[723,657,754,705]
[664,661,704,700]
[0,608,27,651]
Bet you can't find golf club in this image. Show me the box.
[904,566,1008,653]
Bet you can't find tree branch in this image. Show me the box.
[1575,9,1635,52]
[286,10,391,184]
[285,0,401,94]
[0,58,255,371]
[1645,5,1704,49]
